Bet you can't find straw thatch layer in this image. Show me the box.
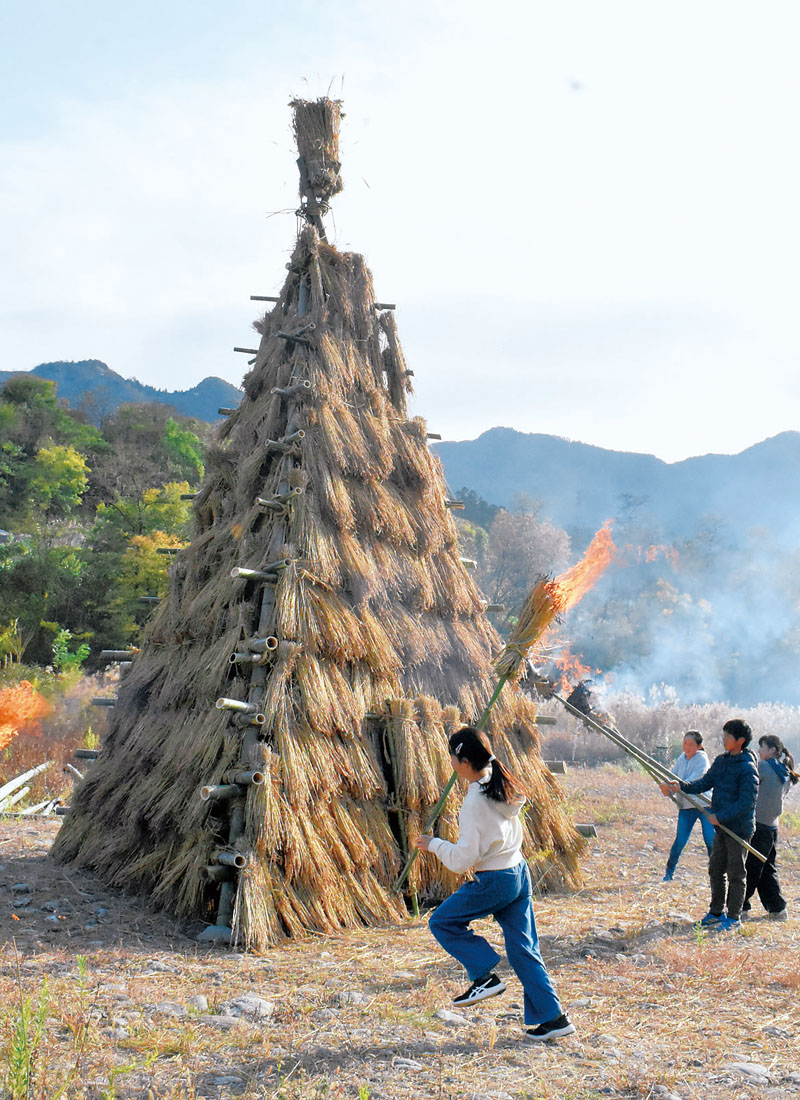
[53,114,584,947]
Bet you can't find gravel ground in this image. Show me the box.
[0,765,798,1099]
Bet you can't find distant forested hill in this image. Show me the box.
[0,360,242,423]
[434,427,800,549]
[434,427,800,707]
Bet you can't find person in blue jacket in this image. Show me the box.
[663,718,759,930]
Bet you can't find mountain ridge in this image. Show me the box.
[0,360,242,423]
[433,426,800,544]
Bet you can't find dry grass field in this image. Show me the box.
[1,765,798,1099]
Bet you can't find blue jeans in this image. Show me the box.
[428,861,563,1026]
[666,809,715,874]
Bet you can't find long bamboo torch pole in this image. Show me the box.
[550,691,766,863]
[393,530,616,896]
[392,673,510,894]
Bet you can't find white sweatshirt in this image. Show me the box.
[428,779,524,874]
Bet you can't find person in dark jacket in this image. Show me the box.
[663,718,759,931]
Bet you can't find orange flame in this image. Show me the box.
[0,681,51,752]
[552,648,597,693]
[552,520,616,615]
[641,544,679,567]
[496,521,618,679]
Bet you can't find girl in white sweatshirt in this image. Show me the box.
[414,726,574,1041]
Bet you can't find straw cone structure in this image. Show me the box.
[53,99,585,948]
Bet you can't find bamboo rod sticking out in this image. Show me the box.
[245,636,280,654]
[265,430,305,454]
[445,499,465,509]
[233,712,267,728]
[215,698,259,715]
[230,567,279,583]
[180,493,198,501]
[373,302,396,310]
[99,650,139,660]
[139,596,161,604]
[74,749,100,760]
[250,295,280,302]
[225,770,265,787]
[233,347,259,355]
[427,433,442,440]
[214,849,249,868]
[200,864,235,882]
[199,784,242,802]
[277,322,316,346]
[256,487,303,510]
[229,651,267,666]
[90,698,116,708]
[271,380,313,397]
[218,407,237,416]
[460,558,477,569]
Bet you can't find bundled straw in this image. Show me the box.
[53,98,585,949]
[291,98,344,202]
[495,521,616,680]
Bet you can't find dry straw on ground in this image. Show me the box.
[52,99,584,949]
[3,768,799,1099]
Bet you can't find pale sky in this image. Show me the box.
[2,1,799,462]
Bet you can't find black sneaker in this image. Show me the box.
[452,972,506,1006]
[525,1013,576,1041]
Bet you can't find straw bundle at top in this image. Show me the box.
[52,99,585,948]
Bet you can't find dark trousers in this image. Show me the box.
[743,823,786,914]
[708,827,751,920]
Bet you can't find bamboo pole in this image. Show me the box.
[392,673,510,893]
[0,761,52,805]
[549,691,766,863]
[0,786,30,812]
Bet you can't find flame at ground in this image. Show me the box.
[0,681,51,752]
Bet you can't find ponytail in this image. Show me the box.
[448,726,525,804]
[759,735,800,786]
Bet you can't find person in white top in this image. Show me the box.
[660,730,714,881]
[414,726,575,1042]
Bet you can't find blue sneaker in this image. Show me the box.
[699,911,724,927]
[718,916,742,931]
[662,871,674,882]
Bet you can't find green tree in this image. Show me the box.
[91,481,192,551]
[51,627,90,674]
[30,445,89,517]
[93,404,208,500]
[0,538,86,662]
[163,417,204,483]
